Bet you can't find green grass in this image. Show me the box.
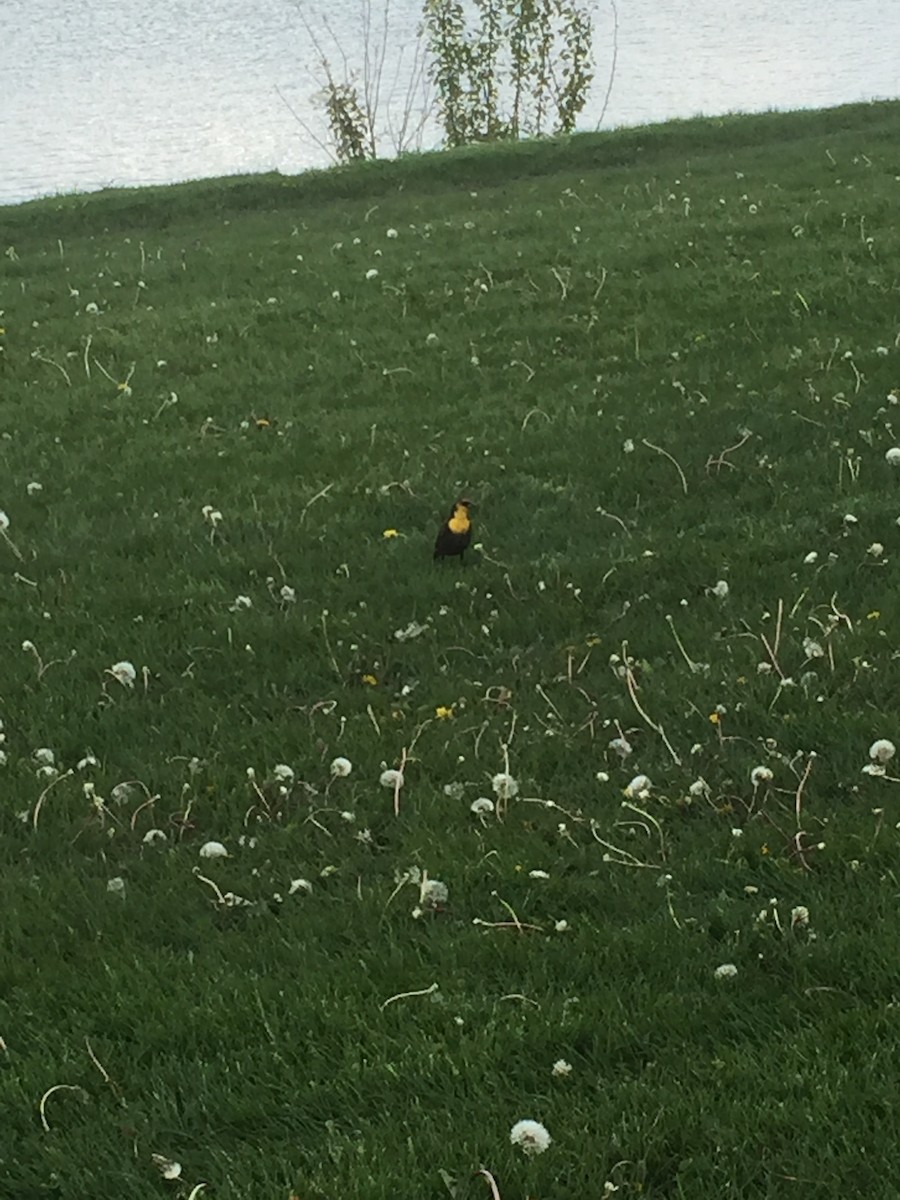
[2,99,900,1199]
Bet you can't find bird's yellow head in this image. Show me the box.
[448,498,472,534]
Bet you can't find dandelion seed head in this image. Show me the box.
[420,878,448,907]
[289,878,313,895]
[750,765,773,786]
[330,756,352,777]
[625,773,652,799]
[608,736,632,758]
[491,771,519,800]
[142,828,168,845]
[380,768,404,788]
[199,840,228,859]
[711,579,730,599]
[470,796,494,815]
[869,738,895,764]
[510,1118,552,1155]
[109,660,136,688]
[552,1059,573,1077]
[714,962,738,980]
[0,510,10,532]
[791,905,810,928]
[107,876,126,896]
[273,763,295,782]
[151,1155,182,1181]
[365,268,379,280]
[885,447,900,467]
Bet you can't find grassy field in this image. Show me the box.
[2,99,900,1199]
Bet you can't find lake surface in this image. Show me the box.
[1,0,897,207]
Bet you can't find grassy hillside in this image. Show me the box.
[2,100,900,1199]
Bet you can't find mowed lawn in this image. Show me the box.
[1,100,899,1199]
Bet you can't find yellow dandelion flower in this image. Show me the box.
[361,673,378,686]
[736,676,747,685]
[383,528,399,539]
[761,843,770,856]
[435,705,454,720]
[709,712,720,725]
[867,610,880,621]
[585,636,601,646]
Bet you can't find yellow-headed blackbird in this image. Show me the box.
[434,498,473,562]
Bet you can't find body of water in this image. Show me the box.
[1,0,897,206]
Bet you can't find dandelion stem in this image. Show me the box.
[193,868,227,906]
[0,528,24,561]
[475,1168,503,1200]
[665,613,698,672]
[393,747,407,818]
[621,642,682,765]
[84,1037,125,1107]
[320,611,342,681]
[794,754,813,828]
[621,800,666,861]
[300,482,334,524]
[379,981,439,1011]
[641,438,688,494]
[38,1084,87,1133]
[31,769,74,829]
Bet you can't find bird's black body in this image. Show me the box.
[433,498,473,562]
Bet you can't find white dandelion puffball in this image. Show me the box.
[386,227,398,238]
[711,579,729,599]
[885,447,900,466]
[420,878,449,907]
[0,510,9,532]
[273,763,295,782]
[151,1155,183,1181]
[491,771,519,801]
[625,773,652,799]
[34,747,56,766]
[289,878,313,895]
[142,828,168,845]
[109,660,136,688]
[331,756,352,777]
[750,765,773,786]
[380,768,404,789]
[365,268,379,280]
[714,963,738,980]
[791,905,810,928]
[470,796,494,815]
[199,840,228,859]
[552,1059,573,1077]
[803,551,818,564]
[107,877,126,896]
[510,1119,552,1155]
[869,739,895,764]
